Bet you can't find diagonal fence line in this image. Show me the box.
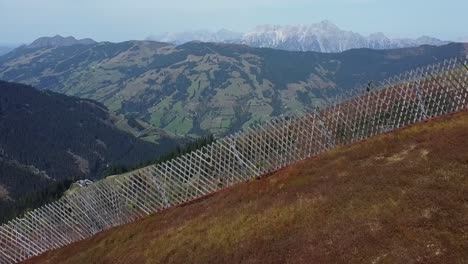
[1,57,468,264]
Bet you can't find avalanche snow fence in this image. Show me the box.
[1,57,468,264]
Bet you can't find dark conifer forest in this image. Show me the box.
[0,81,180,222]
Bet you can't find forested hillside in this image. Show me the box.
[0,81,178,221]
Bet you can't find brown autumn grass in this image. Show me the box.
[25,111,468,264]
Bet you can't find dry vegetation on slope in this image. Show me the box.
[25,111,468,264]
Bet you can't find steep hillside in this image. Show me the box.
[0,81,178,220]
[25,110,468,264]
[1,40,466,137]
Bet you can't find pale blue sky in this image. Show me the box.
[1,0,466,44]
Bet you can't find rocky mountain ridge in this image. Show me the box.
[149,20,450,52]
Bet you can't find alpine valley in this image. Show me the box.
[1,37,466,138]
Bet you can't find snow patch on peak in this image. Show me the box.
[147,21,451,53]
[242,22,449,52]
[148,30,242,45]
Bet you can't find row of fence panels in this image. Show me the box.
[0,57,467,264]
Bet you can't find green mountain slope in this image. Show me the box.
[0,81,178,220]
[1,41,467,136]
[25,110,468,264]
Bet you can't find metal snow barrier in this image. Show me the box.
[1,57,468,263]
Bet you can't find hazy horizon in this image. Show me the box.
[1,0,467,44]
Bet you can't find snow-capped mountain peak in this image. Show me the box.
[242,21,449,52]
[148,20,450,52]
[147,29,242,45]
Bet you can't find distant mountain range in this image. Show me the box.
[457,36,468,42]
[27,35,97,48]
[148,20,450,52]
[148,29,242,45]
[0,44,20,56]
[1,38,466,138]
[0,47,14,56]
[0,36,96,57]
[0,22,453,57]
